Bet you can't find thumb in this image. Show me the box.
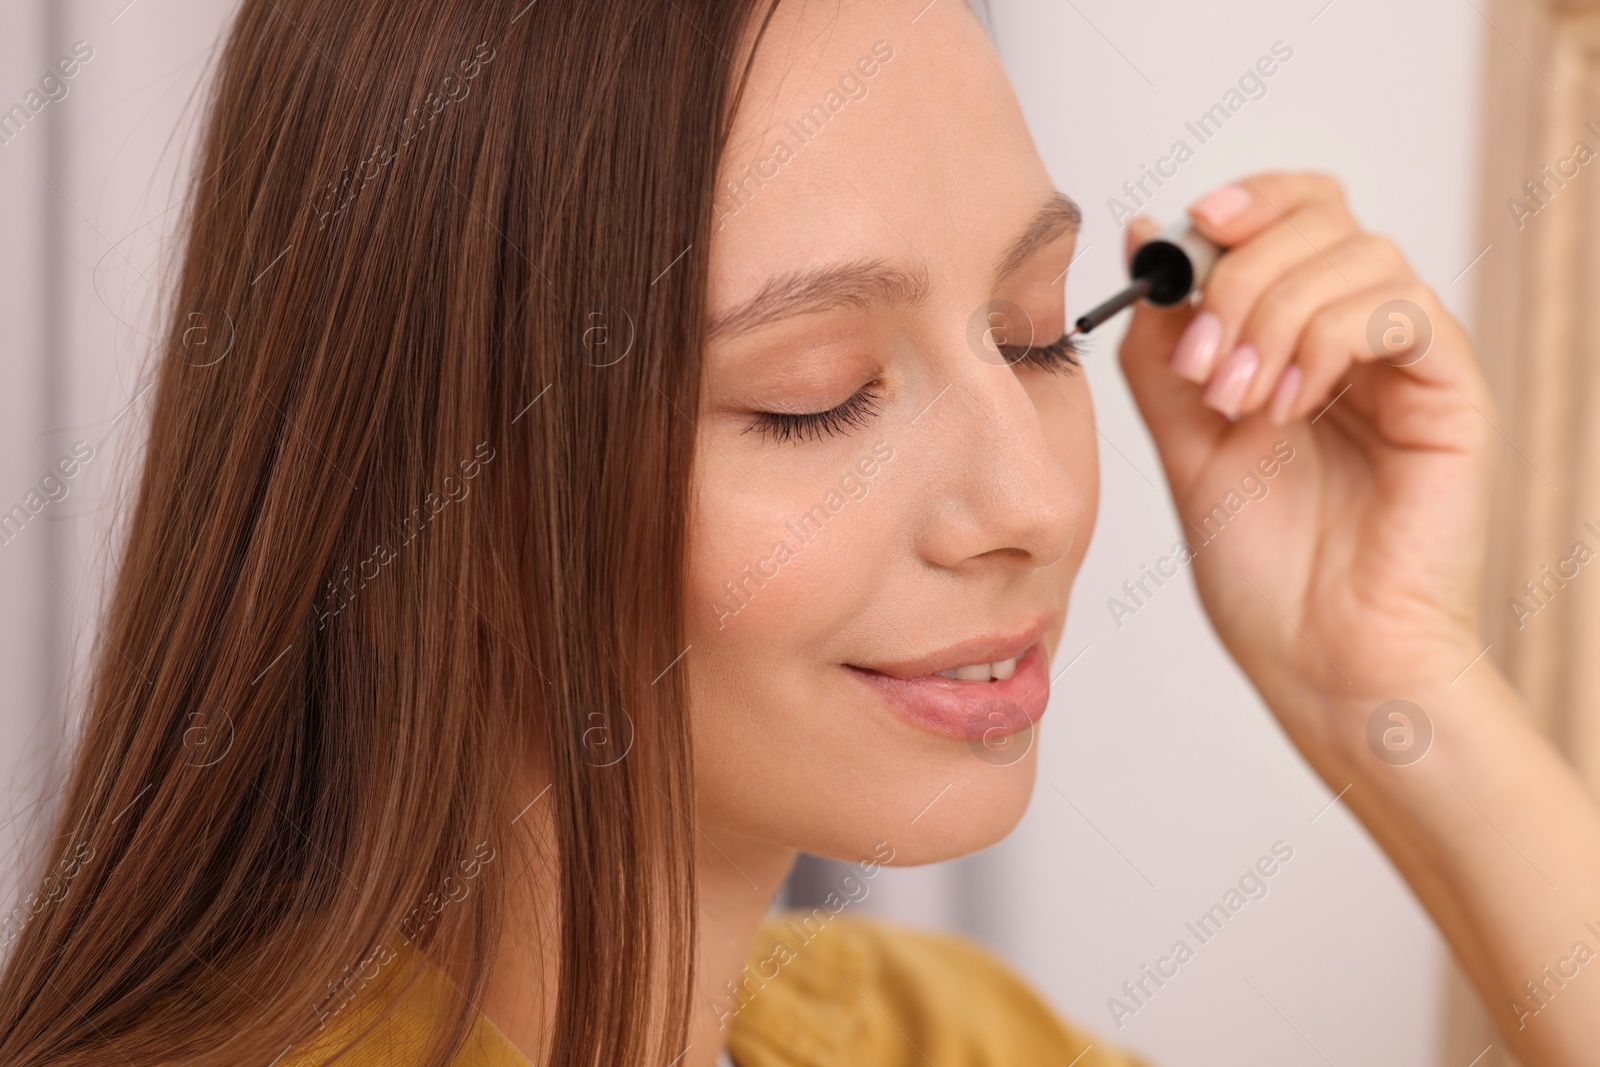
[1115,214,1225,491]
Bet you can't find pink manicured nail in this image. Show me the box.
[1269,365,1302,426]
[1192,184,1251,228]
[1204,344,1260,418]
[1170,311,1222,383]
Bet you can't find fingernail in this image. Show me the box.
[1192,184,1251,228]
[1170,311,1222,383]
[1269,365,1302,426]
[1204,343,1259,418]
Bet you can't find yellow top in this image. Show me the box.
[290,912,1151,1067]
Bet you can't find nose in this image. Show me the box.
[909,356,1087,573]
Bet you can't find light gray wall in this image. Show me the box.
[0,1,1483,1064]
[0,0,58,897]
[0,0,239,937]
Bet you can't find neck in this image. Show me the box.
[480,804,795,1067]
[687,825,796,1066]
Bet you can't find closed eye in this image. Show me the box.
[745,385,883,444]
[999,332,1081,374]
[743,331,1077,445]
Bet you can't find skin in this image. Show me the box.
[481,2,1600,1065]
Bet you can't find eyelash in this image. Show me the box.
[1002,332,1083,374]
[745,333,1082,444]
[747,386,885,444]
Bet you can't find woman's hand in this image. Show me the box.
[1117,172,1494,742]
[1118,172,1600,1066]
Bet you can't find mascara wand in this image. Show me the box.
[1065,220,1222,339]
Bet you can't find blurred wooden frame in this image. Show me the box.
[1450,1,1600,1063]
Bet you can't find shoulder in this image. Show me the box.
[724,911,1151,1067]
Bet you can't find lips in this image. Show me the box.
[855,616,1050,680]
[845,621,1052,742]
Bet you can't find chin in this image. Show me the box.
[791,737,1042,869]
[890,745,1040,866]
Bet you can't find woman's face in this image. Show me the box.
[686,0,1098,867]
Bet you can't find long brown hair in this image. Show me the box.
[0,1,779,1063]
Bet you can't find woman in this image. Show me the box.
[1,0,1597,1064]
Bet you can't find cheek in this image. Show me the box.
[683,445,895,685]
[1029,369,1100,552]
[680,445,924,846]
[1024,370,1099,659]
[688,469,816,643]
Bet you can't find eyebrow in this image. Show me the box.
[705,190,1081,342]
[993,191,1081,286]
[706,258,931,342]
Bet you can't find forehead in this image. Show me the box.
[709,0,1051,312]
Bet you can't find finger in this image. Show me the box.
[1277,280,1477,425]
[1219,232,1411,419]
[1116,215,1224,484]
[1187,171,1351,250]
[1173,202,1361,385]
